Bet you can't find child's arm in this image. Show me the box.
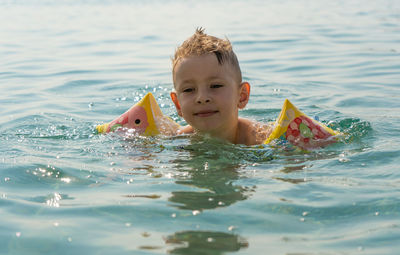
[176,125,194,135]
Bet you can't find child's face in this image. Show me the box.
[171,54,247,135]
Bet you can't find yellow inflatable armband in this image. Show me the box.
[264,99,340,150]
[96,93,180,136]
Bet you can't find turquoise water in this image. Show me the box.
[1,0,400,254]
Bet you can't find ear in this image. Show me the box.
[170,92,183,117]
[238,82,250,109]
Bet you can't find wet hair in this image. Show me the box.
[172,28,242,83]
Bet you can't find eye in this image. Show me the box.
[182,88,194,93]
[211,84,223,89]
[134,119,141,125]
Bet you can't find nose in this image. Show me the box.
[196,89,211,104]
[197,98,210,104]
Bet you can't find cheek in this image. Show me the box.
[178,96,192,110]
[219,89,239,105]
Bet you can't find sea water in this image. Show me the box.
[1,0,399,254]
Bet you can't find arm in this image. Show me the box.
[176,125,194,135]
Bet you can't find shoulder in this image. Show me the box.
[237,118,272,145]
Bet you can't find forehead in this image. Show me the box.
[173,54,235,83]
[176,54,219,72]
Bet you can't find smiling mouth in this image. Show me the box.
[194,110,219,117]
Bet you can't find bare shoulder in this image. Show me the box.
[237,118,272,145]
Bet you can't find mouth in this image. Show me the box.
[194,110,219,117]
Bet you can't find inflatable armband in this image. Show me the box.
[264,99,339,150]
[96,93,180,136]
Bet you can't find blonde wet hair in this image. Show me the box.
[172,28,242,84]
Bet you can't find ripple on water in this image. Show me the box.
[45,78,109,93]
[1,163,95,189]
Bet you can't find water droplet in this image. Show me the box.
[192,210,201,216]
[46,193,62,207]
[171,213,177,218]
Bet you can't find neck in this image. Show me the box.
[196,123,239,144]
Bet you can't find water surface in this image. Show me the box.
[1,0,400,254]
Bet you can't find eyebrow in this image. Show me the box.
[207,75,223,81]
[178,78,196,86]
[180,75,223,84]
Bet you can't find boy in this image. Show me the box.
[170,28,271,145]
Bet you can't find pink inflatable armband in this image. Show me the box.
[96,93,180,136]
